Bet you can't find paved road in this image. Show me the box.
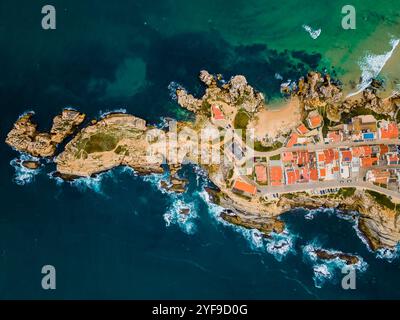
[257,165,400,200]
[247,138,400,160]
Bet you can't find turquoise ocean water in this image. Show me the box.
[1,0,400,299]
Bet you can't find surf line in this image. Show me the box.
[347,38,400,98]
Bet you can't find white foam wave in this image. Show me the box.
[376,245,399,262]
[10,154,42,186]
[168,81,184,100]
[302,24,321,40]
[164,198,198,234]
[303,242,368,288]
[347,38,400,98]
[98,108,127,118]
[198,189,296,259]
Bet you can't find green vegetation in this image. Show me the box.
[234,109,250,130]
[201,100,211,116]
[366,190,395,210]
[254,141,283,152]
[114,145,129,156]
[270,154,281,160]
[84,132,119,153]
[337,187,356,198]
[341,106,391,122]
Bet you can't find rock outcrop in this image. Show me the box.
[6,109,85,157]
[177,70,265,114]
[55,113,164,177]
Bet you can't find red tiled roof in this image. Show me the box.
[380,122,399,139]
[317,151,325,162]
[361,157,378,167]
[287,133,298,147]
[327,131,341,142]
[286,170,296,185]
[352,147,362,158]
[297,151,309,166]
[362,146,372,156]
[323,149,334,164]
[380,145,389,154]
[308,114,323,128]
[282,152,294,162]
[310,168,319,181]
[296,123,309,135]
[211,105,224,120]
[233,179,257,195]
[341,150,352,162]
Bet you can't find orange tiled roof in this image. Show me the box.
[296,123,309,135]
[362,146,372,156]
[328,131,341,142]
[323,149,334,164]
[341,150,352,162]
[310,168,319,181]
[233,180,257,195]
[380,122,399,139]
[287,133,298,147]
[286,170,296,185]
[211,105,224,120]
[308,114,323,128]
[319,168,326,178]
[361,157,378,167]
[282,152,294,162]
[380,145,389,154]
[317,151,325,162]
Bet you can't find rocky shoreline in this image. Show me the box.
[5,70,400,253]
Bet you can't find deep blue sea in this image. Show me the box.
[1,0,400,299]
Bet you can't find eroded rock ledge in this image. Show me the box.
[6,109,85,157]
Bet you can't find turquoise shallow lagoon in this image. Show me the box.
[1,0,400,299]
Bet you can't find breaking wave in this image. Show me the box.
[164,198,198,235]
[198,189,296,260]
[168,81,184,100]
[347,38,400,97]
[303,241,368,288]
[98,108,127,118]
[302,24,321,40]
[10,154,41,186]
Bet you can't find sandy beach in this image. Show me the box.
[248,97,302,140]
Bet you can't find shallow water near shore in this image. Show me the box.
[1,0,400,299]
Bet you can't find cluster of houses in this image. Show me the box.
[230,113,400,197]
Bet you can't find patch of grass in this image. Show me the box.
[201,100,211,117]
[84,132,119,153]
[337,187,356,198]
[114,145,129,156]
[234,109,250,130]
[366,190,395,210]
[254,141,283,152]
[342,106,391,122]
[270,154,281,161]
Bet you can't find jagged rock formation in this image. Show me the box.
[311,248,360,265]
[177,70,265,114]
[283,71,398,122]
[5,109,85,157]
